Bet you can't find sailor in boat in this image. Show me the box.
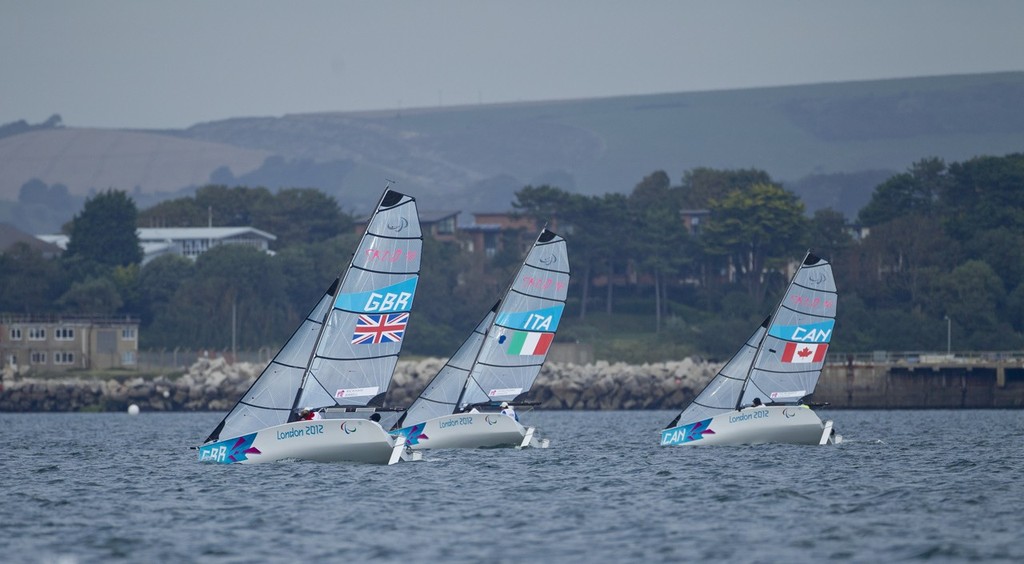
[298,408,322,421]
[751,397,763,408]
[370,412,381,422]
[500,401,519,421]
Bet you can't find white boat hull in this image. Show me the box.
[198,418,408,465]
[660,405,837,447]
[393,412,548,450]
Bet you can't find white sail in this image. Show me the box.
[394,304,497,429]
[458,229,571,407]
[202,285,335,443]
[665,252,838,432]
[201,188,421,447]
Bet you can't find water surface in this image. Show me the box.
[2,410,1021,563]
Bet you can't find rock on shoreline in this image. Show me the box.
[0,357,717,413]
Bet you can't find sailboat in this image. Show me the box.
[661,251,842,447]
[391,228,570,450]
[197,188,422,464]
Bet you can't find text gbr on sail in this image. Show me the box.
[364,291,412,312]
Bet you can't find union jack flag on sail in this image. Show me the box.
[351,312,409,345]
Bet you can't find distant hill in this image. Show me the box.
[3,72,1024,233]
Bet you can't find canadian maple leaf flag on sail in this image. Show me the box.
[781,342,828,363]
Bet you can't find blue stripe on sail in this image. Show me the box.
[768,319,835,343]
[333,277,419,313]
[495,304,565,331]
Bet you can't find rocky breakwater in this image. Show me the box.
[0,356,719,412]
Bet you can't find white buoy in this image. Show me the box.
[127,404,140,415]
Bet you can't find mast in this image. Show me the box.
[287,187,395,418]
[733,250,814,410]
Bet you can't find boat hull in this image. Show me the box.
[198,418,405,465]
[660,405,835,447]
[393,412,546,450]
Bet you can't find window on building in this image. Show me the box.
[9,328,22,340]
[54,352,75,365]
[55,327,75,340]
[30,351,46,364]
[437,217,455,234]
[121,327,137,341]
[28,328,46,340]
[122,351,137,366]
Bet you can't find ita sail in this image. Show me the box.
[661,251,842,447]
[197,187,422,464]
[392,228,570,450]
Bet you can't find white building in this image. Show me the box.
[37,227,276,265]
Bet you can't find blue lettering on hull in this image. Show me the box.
[198,432,259,464]
[660,417,715,445]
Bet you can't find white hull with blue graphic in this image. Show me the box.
[198,418,409,465]
[393,412,549,451]
[660,405,837,447]
[391,228,569,451]
[197,188,423,465]
[661,252,842,448]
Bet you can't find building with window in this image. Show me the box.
[37,227,276,265]
[0,315,140,372]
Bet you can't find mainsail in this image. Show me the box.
[456,229,570,409]
[202,188,421,444]
[666,252,837,430]
[393,303,497,429]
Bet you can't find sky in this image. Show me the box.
[3,0,1024,130]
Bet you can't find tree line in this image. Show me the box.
[2,153,1023,361]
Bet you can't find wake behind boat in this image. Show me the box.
[391,228,570,450]
[661,251,842,447]
[197,187,423,465]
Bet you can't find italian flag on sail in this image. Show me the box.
[505,330,554,356]
[781,342,828,363]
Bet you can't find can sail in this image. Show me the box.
[202,188,421,444]
[666,252,837,430]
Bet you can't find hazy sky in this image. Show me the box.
[3,1,1023,130]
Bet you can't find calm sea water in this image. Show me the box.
[2,409,1022,563]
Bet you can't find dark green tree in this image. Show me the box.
[253,188,352,248]
[628,171,689,332]
[858,157,947,226]
[57,276,124,314]
[157,245,290,348]
[703,182,809,306]
[0,243,63,313]
[678,167,773,209]
[64,190,143,268]
[809,208,855,260]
